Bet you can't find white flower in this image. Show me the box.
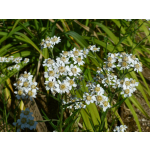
[105,53,117,63]
[14,88,26,100]
[50,36,61,45]
[7,66,13,70]
[45,77,57,93]
[89,45,100,52]
[25,88,37,101]
[91,84,104,95]
[102,99,111,112]
[79,102,86,109]
[95,94,107,105]
[120,88,133,98]
[40,39,45,47]
[20,71,33,81]
[105,62,116,71]
[102,78,111,87]
[74,102,81,109]
[122,78,132,89]
[68,64,81,77]
[0,57,5,63]
[24,58,30,64]
[70,47,83,58]
[60,51,70,57]
[133,61,142,72]
[65,77,77,90]
[73,56,85,66]
[83,93,96,105]
[44,67,59,79]
[82,48,89,58]
[56,63,69,76]
[120,125,127,132]
[55,80,70,94]
[13,64,20,70]
[113,126,120,132]
[56,56,70,65]
[14,57,22,63]
[30,82,39,90]
[43,58,55,68]
[44,41,53,49]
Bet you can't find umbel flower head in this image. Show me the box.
[13,108,38,131]
[14,71,38,101]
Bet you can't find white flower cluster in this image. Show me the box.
[85,82,111,111]
[62,96,86,110]
[0,56,29,71]
[103,52,142,72]
[13,108,38,131]
[43,44,100,110]
[40,36,61,49]
[100,74,138,98]
[43,47,92,95]
[95,52,141,98]
[14,71,38,101]
[113,125,127,132]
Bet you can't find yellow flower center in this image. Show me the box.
[122,61,127,67]
[58,66,66,73]
[46,43,52,47]
[135,64,140,69]
[93,47,97,51]
[103,101,108,107]
[69,80,74,85]
[123,56,129,62]
[48,81,54,88]
[24,58,29,63]
[23,74,29,78]
[125,89,130,94]
[86,95,92,101]
[28,91,33,96]
[131,80,136,84]
[76,57,82,62]
[48,71,55,76]
[71,68,77,74]
[95,87,100,92]
[108,57,112,62]
[61,57,66,62]
[63,51,68,56]
[121,52,126,55]
[60,84,66,90]
[76,105,80,108]
[23,81,29,87]
[120,80,124,84]
[17,80,22,85]
[125,81,130,86]
[131,55,136,60]
[18,90,23,95]
[47,59,53,64]
[83,51,86,55]
[107,62,113,68]
[31,85,36,89]
[97,95,103,102]
[73,51,79,56]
